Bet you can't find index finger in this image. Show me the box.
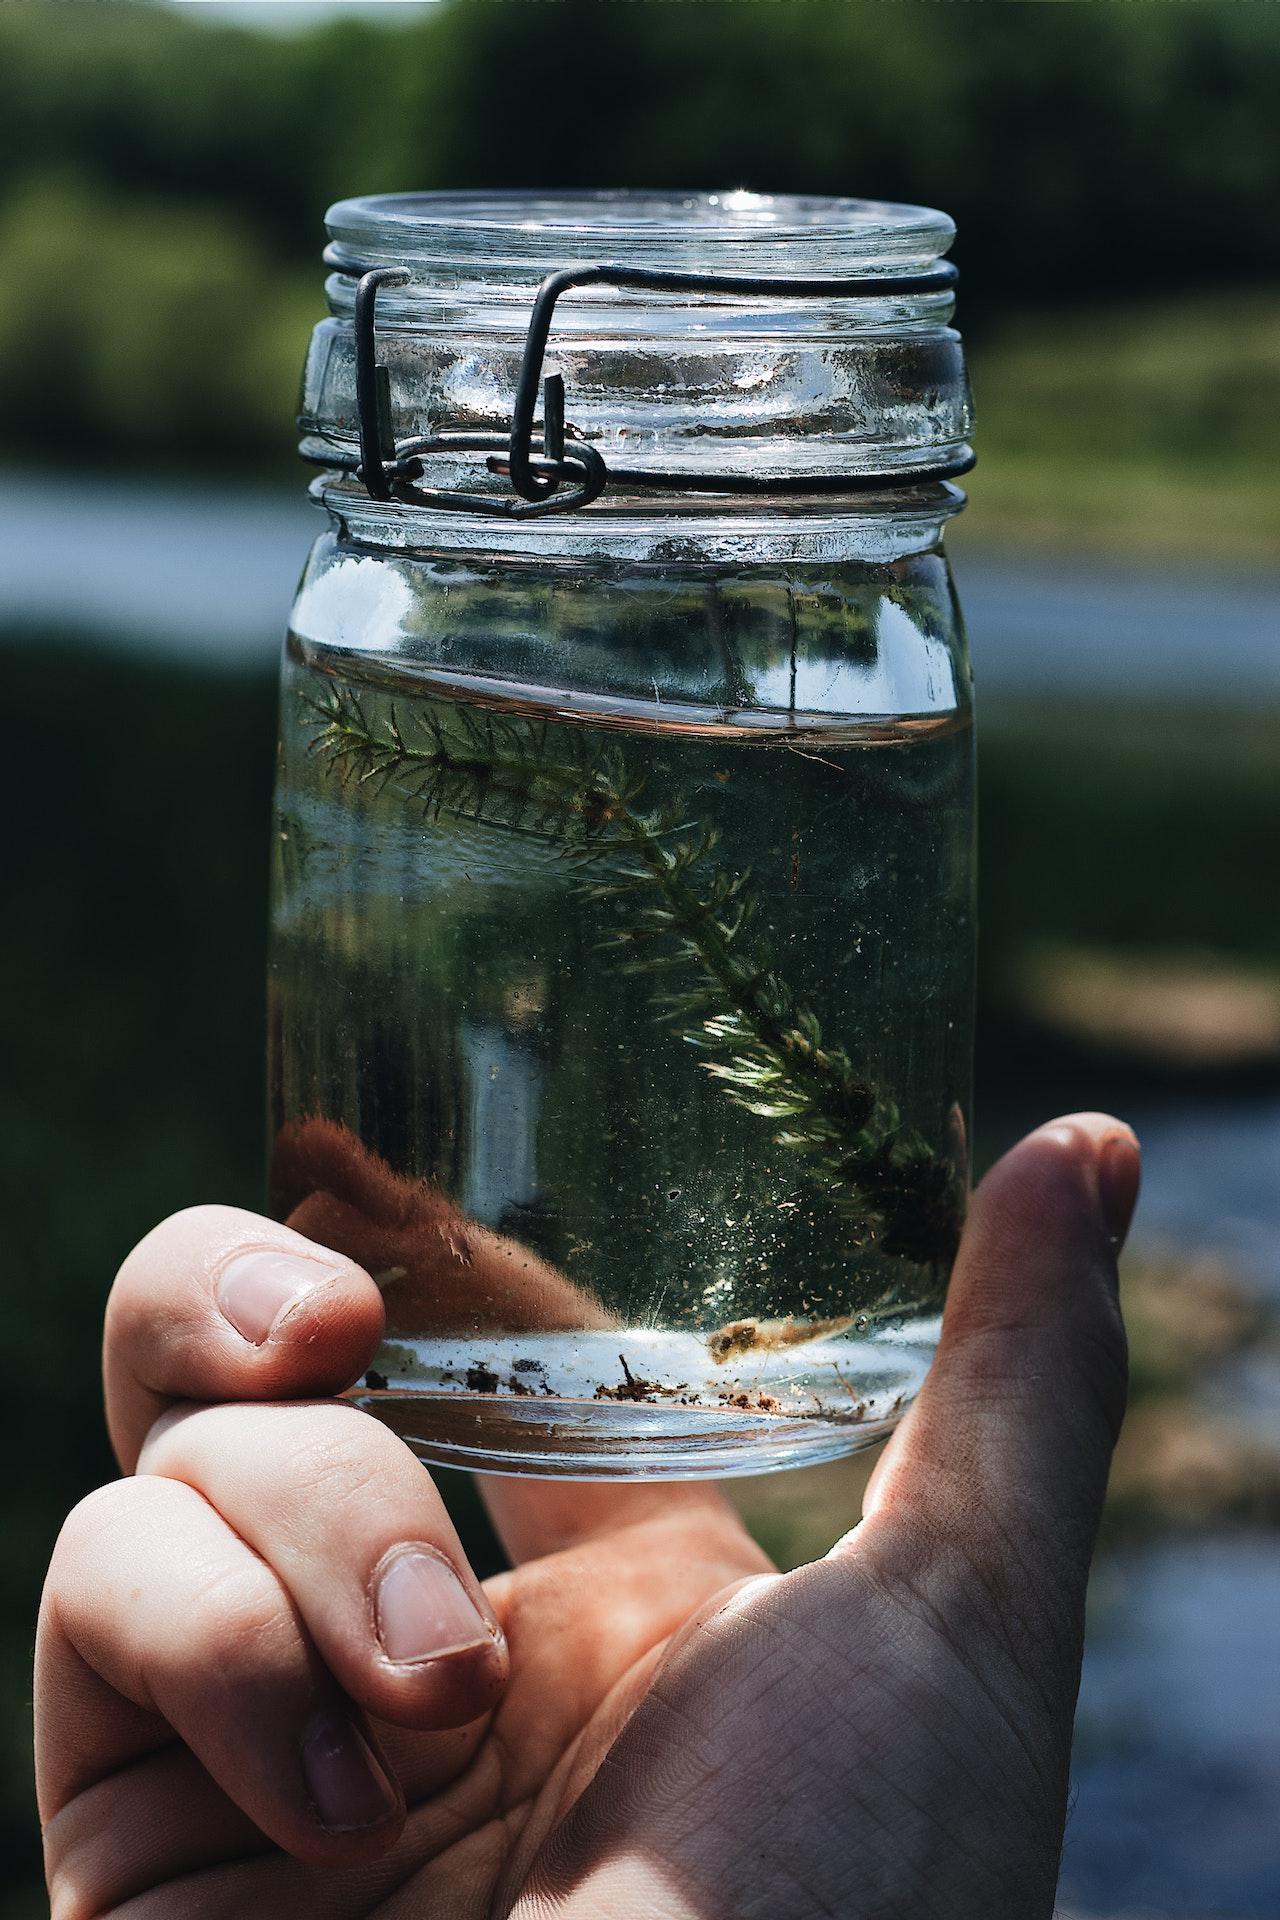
[104,1205,384,1471]
[105,1204,764,1581]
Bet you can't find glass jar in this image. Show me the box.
[270,191,975,1479]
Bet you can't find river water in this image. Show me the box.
[6,469,1279,1915]
[3,469,1280,699]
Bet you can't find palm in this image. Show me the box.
[390,1487,1073,1920]
[154,1488,770,1915]
[154,1463,1077,1920]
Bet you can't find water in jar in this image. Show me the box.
[269,607,973,1477]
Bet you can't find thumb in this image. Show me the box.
[861,1111,1139,1577]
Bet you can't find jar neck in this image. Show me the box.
[311,476,967,567]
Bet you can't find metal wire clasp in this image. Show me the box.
[311,248,969,516]
[340,261,606,518]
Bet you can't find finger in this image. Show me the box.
[37,1476,403,1867]
[105,1204,385,1471]
[44,1744,268,1917]
[853,1110,1138,1588]
[138,1399,507,1731]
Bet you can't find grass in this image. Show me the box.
[961,289,1280,564]
[979,700,1280,975]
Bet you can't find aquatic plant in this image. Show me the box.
[307,685,963,1267]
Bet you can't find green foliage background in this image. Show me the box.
[0,0,1277,552]
[3,3,1280,1912]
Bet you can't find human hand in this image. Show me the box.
[37,1112,1137,1919]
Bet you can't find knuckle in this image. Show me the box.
[46,1873,97,1920]
[186,1556,287,1651]
[41,1482,184,1652]
[122,1545,298,1693]
[278,1404,401,1508]
[134,1399,208,1473]
[50,1481,141,1570]
[145,1399,402,1505]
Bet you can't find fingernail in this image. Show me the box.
[301,1710,398,1833]
[1097,1130,1141,1248]
[375,1547,497,1665]
[215,1249,333,1346]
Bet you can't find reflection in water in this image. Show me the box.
[271,1115,607,1335]
[461,1022,542,1230]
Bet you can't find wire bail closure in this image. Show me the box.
[307,245,972,517]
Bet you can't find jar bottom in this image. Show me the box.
[347,1324,937,1478]
[353,1392,905,1479]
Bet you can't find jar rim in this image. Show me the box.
[325,189,955,275]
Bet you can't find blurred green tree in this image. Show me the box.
[1,0,1278,296]
[0,174,313,462]
[0,0,1278,486]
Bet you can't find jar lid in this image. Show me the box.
[299,190,973,514]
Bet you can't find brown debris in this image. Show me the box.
[722,1391,784,1414]
[595,1353,696,1404]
